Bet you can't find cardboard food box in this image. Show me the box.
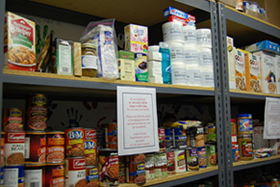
[275,55,280,94]
[125,24,148,54]
[244,40,280,54]
[227,36,236,90]
[234,48,247,91]
[118,50,135,81]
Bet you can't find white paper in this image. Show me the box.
[264,97,280,139]
[117,86,159,155]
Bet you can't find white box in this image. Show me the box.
[253,51,277,94]
[125,24,148,54]
[235,48,247,91]
[148,61,162,69]
[147,51,162,61]
[148,68,162,76]
[148,76,163,84]
[275,55,280,94]
[227,36,236,89]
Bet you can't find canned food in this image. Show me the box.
[99,149,119,185]
[46,132,64,163]
[154,166,167,178]
[24,164,45,187]
[118,156,125,183]
[165,127,173,148]
[45,163,65,187]
[237,114,252,133]
[4,165,24,187]
[206,145,217,166]
[173,128,187,148]
[166,150,175,175]
[145,154,154,170]
[190,126,205,147]
[3,108,23,131]
[145,168,155,180]
[186,129,190,147]
[4,131,25,166]
[206,123,216,144]
[127,162,146,184]
[174,149,186,173]
[186,148,199,171]
[65,157,86,187]
[232,134,237,144]
[25,132,46,164]
[197,147,207,168]
[26,94,48,131]
[0,167,3,186]
[154,152,167,167]
[85,165,99,186]
[65,127,85,157]
[158,128,166,152]
[1,132,5,167]
[105,123,117,149]
[85,139,97,166]
[129,154,145,163]
[97,129,105,151]
[231,119,237,135]
[232,144,240,162]
[85,128,96,140]
[271,178,279,187]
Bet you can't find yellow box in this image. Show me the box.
[234,48,247,91]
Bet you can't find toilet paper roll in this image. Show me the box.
[184,44,199,66]
[171,62,187,85]
[196,29,212,48]
[198,48,214,67]
[201,66,214,87]
[162,22,184,43]
[182,25,197,45]
[167,42,185,63]
[186,64,201,86]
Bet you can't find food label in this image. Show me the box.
[166,151,175,174]
[67,170,86,187]
[82,55,98,69]
[85,129,97,139]
[174,150,186,173]
[145,154,154,169]
[245,53,261,92]
[5,132,25,166]
[48,137,64,146]
[99,152,119,184]
[165,128,173,148]
[86,167,98,183]
[206,145,217,166]
[232,145,240,162]
[241,141,252,157]
[238,118,252,132]
[85,139,97,165]
[173,128,187,148]
[27,106,47,131]
[154,153,167,167]
[195,127,205,147]
[187,148,199,171]
[158,128,166,152]
[65,128,85,157]
[25,134,46,164]
[24,169,43,187]
[145,169,155,180]
[46,146,64,163]
[197,147,207,168]
[46,164,65,187]
[4,166,24,186]
[235,48,247,91]
[125,24,148,54]
[134,53,148,82]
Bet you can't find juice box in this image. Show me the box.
[234,48,247,91]
[125,24,148,54]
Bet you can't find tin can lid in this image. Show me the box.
[82,43,95,49]
[231,119,237,122]
[26,131,46,135]
[25,163,46,167]
[46,162,65,166]
[46,131,65,134]
[237,114,252,118]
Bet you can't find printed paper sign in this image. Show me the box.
[117,86,159,155]
[264,97,280,139]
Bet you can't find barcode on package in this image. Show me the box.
[62,67,69,72]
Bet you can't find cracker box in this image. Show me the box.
[234,48,247,91]
[253,51,277,94]
[227,36,236,90]
[125,24,148,54]
[5,12,36,71]
[118,50,135,81]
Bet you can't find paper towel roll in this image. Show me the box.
[182,25,197,46]
[201,66,214,87]
[196,29,212,48]
[162,22,184,43]
[171,62,187,85]
[167,42,185,63]
[184,44,199,66]
[198,48,214,67]
[186,64,201,86]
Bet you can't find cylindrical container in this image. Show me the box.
[65,127,85,157]
[198,147,207,168]
[171,62,187,85]
[145,168,155,180]
[24,164,45,187]
[232,144,240,162]
[105,122,117,149]
[85,165,99,186]
[174,149,186,173]
[167,42,185,62]
[172,128,187,148]
[192,126,205,147]
[231,119,237,135]
[127,162,146,184]
[186,129,191,147]
[206,123,216,144]
[25,132,46,165]
[165,127,173,149]
[154,152,167,168]
[238,134,253,160]
[4,131,25,166]
[159,44,171,84]
[118,156,125,183]
[206,145,217,167]
[236,0,243,11]
[0,166,3,187]
[26,94,48,131]
[46,131,64,163]
[271,178,279,187]
[45,163,65,187]
[184,45,199,66]
[196,29,212,48]
[198,47,213,67]
[154,165,167,178]
[97,129,105,151]
[201,67,214,87]
[158,128,166,152]
[4,165,24,187]
[145,154,155,180]
[2,108,24,131]
[65,157,86,187]
[186,64,201,86]
[85,139,97,166]
[237,114,253,133]
[98,149,119,185]
[182,25,197,45]
[81,43,98,77]
[162,22,184,43]
[1,132,5,167]
[85,128,97,140]
[232,134,238,145]
[166,150,175,175]
[186,148,199,171]
[129,154,145,163]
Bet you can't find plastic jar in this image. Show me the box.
[231,119,237,135]
[237,114,253,134]
[81,43,98,77]
[238,134,253,160]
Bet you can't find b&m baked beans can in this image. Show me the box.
[85,128,96,139]
[65,157,86,187]
[86,165,99,186]
[4,165,24,187]
[25,132,46,164]
[4,131,25,166]
[85,139,97,166]
[1,132,5,167]
[46,132,64,163]
[65,127,85,157]
[3,108,24,131]
[46,163,65,187]
[24,164,45,187]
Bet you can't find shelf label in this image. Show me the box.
[117,86,159,155]
[264,97,280,139]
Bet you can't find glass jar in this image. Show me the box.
[81,43,98,77]
[237,134,253,160]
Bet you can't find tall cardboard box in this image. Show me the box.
[227,36,236,89]
[235,48,247,91]
[275,55,280,94]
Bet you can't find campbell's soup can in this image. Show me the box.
[4,131,25,166]
[85,128,96,139]
[105,123,117,149]
[158,128,166,152]
[118,156,125,183]
[85,139,97,166]
[26,94,48,132]
[4,165,24,187]
[99,149,119,185]
[24,164,45,187]
[65,157,86,187]
[1,132,5,167]
[65,127,85,157]
[46,132,64,163]
[2,108,23,131]
[25,132,46,165]
[45,163,65,187]
[85,165,99,186]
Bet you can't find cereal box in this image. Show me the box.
[227,36,236,89]
[234,48,247,91]
[125,24,148,54]
[5,12,36,71]
[275,55,280,94]
[244,52,262,92]
[253,51,277,94]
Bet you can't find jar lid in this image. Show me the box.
[237,114,252,118]
[82,43,95,48]
[231,119,237,122]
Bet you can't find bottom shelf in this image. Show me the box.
[119,166,218,187]
[233,155,280,171]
